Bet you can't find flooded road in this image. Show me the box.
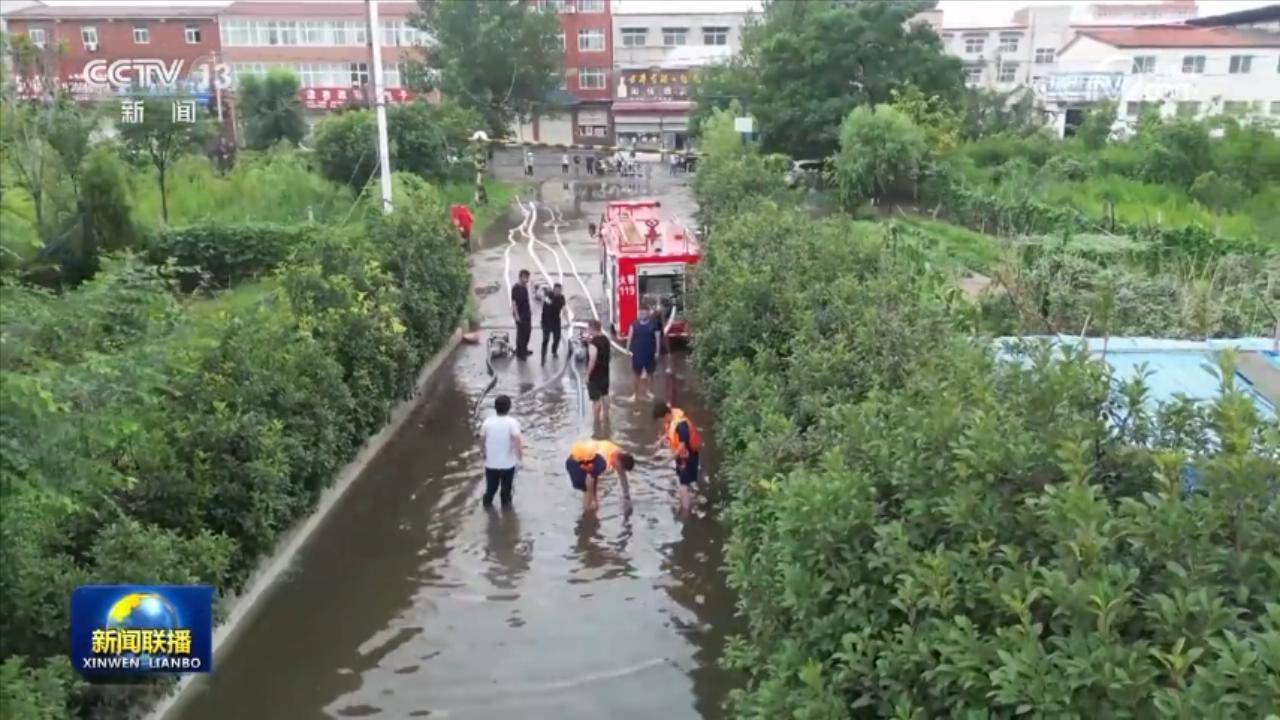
[172,164,740,719]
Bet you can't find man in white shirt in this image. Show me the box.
[480,394,523,508]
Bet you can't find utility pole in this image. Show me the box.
[366,0,394,214]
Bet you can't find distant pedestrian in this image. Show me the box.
[480,395,523,509]
[573,154,581,176]
[511,270,532,359]
[561,152,570,174]
[669,152,679,176]
[585,154,595,175]
[524,149,534,176]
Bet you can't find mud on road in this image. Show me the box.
[172,170,741,720]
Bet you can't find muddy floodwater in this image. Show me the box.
[171,162,741,720]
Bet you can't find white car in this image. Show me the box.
[785,159,827,189]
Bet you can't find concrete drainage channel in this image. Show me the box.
[145,330,463,720]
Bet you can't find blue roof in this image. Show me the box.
[995,336,1277,417]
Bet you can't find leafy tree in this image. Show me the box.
[833,104,929,208]
[731,0,963,158]
[692,104,796,230]
[890,85,961,154]
[311,110,377,191]
[960,86,1041,140]
[118,98,213,224]
[1075,101,1116,149]
[1212,120,1280,194]
[238,69,306,150]
[1189,170,1248,212]
[388,101,449,180]
[410,0,562,136]
[688,58,755,140]
[1135,119,1213,189]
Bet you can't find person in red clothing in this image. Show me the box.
[450,204,474,252]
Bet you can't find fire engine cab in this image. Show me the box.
[593,200,701,342]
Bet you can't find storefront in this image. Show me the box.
[574,105,613,145]
[612,67,698,151]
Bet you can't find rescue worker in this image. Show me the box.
[565,439,635,513]
[450,203,474,253]
[652,402,701,515]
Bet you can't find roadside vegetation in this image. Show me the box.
[0,44,501,716]
[692,100,1280,720]
[691,2,1278,717]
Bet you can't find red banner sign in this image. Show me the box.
[299,87,414,110]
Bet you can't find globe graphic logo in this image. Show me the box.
[105,593,182,665]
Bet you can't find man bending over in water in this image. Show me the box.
[566,439,634,513]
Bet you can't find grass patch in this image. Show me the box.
[896,215,1003,272]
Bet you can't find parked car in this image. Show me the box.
[785,159,828,189]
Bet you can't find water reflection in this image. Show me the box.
[569,512,636,584]
[483,507,530,591]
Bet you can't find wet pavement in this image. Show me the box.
[171,164,739,720]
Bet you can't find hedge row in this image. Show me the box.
[0,178,470,718]
[691,207,1280,713]
[148,222,317,291]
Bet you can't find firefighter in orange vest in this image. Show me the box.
[652,402,702,514]
[566,439,635,513]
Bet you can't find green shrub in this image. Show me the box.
[150,222,315,290]
[1190,170,1248,213]
[0,656,80,720]
[1136,120,1214,189]
[833,104,929,208]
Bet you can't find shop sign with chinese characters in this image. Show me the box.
[621,69,697,100]
[300,87,415,111]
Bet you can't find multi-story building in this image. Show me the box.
[1044,25,1280,136]
[218,0,425,121]
[514,0,614,146]
[610,9,752,150]
[3,1,231,105]
[939,1,1200,91]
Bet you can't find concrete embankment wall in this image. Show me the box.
[145,330,463,720]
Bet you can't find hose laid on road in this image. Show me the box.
[545,203,631,357]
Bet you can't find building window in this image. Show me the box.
[349,62,370,87]
[998,33,1020,53]
[1229,55,1252,74]
[1176,101,1200,118]
[536,0,565,11]
[28,27,46,48]
[703,26,729,46]
[1222,100,1252,116]
[621,28,647,47]
[578,28,605,51]
[964,66,981,84]
[998,63,1018,83]
[1132,55,1155,74]
[1034,48,1054,64]
[81,26,98,50]
[1126,101,1155,118]
[185,24,202,44]
[941,32,953,44]
[382,63,406,88]
[555,31,565,50]
[578,66,606,89]
[1181,55,1205,74]
[964,35,985,54]
[133,24,150,44]
[663,27,688,46]
[578,0,605,11]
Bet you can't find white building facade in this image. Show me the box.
[610,10,752,150]
[1043,27,1280,136]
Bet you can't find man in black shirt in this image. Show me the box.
[540,283,568,365]
[511,269,532,359]
[585,319,612,434]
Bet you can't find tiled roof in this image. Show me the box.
[1079,26,1280,48]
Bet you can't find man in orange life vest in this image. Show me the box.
[566,439,635,513]
[652,402,701,514]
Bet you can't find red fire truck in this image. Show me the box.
[593,200,701,342]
